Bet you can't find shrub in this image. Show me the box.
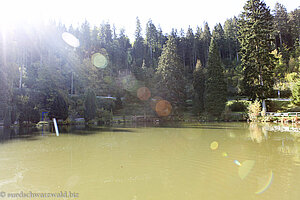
[248,100,261,122]
[97,108,112,124]
[227,100,249,112]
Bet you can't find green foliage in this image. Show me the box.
[273,3,292,54]
[238,0,276,100]
[0,6,299,124]
[227,100,250,112]
[285,72,300,105]
[12,90,41,125]
[193,60,205,114]
[266,100,290,112]
[157,36,186,111]
[205,37,227,117]
[97,98,115,111]
[200,22,212,68]
[223,17,239,61]
[48,93,68,121]
[272,49,287,80]
[97,108,113,123]
[132,17,146,67]
[84,89,97,122]
[288,56,300,72]
[291,79,300,105]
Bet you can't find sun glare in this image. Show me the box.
[0,0,57,31]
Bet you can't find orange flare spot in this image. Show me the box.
[137,87,151,101]
[155,100,172,117]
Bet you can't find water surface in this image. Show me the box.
[0,123,300,200]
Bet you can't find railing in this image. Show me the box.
[266,112,300,117]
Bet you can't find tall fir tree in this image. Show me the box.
[205,38,227,117]
[212,24,226,60]
[224,17,239,61]
[157,36,186,111]
[200,22,212,67]
[238,0,276,104]
[185,27,196,74]
[132,17,145,68]
[273,3,292,49]
[193,60,205,114]
[273,3,292,67]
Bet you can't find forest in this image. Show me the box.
[0,0,299,126]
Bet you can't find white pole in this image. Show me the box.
[53,118,59,136]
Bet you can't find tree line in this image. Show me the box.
[0,0,299,125]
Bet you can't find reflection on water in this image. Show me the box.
[0,123,300,199]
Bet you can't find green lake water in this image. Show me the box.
[0,122,300,200]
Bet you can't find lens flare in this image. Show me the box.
[238,160,255,180]
[62,32,80,48]
[222,152,228,157]
[234,160,241,166]
[137,87,151,101]
[210,141,219,150]
[155,100,172,117]
[121,74,143,94]
[91,53,108,68]
[255,170,273,194]
[150,96,163,111]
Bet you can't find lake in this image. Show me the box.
[0,122,300,200]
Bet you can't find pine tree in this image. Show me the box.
[84,89,97,122]
[132,17,145,67]
[145,19,158,68]
[224,17,239,61]
[238,0,276,102]
[212,24,226,59]
[185,27,196,74]
[273,3,291,49]
[205,38,227,117]
[200,22,212,67]
[193,60,205,114]
[157,36,186,111]
[79,20,91,57]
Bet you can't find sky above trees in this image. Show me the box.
[0,0,298,40]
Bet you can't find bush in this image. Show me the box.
[227,100,249,112]
[248,100,261,122]
[292,79,300,105]
[97,108,112,124]
[97,98,115,111]
[266,100,290,112]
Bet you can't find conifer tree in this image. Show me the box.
[193,60,205,114]
[273,3,291,49]
[157,36,186,110]
[212,24,226,59]
[132,17,145,67]
[224,17,239,61]
[200,22,212,67]
[205,38,227,117]
[238,0,276,103]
